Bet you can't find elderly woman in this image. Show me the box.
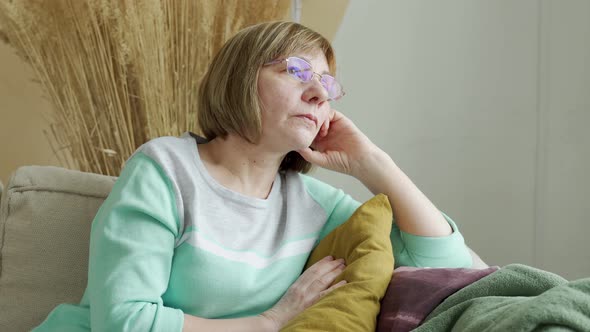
[34,21,471,332]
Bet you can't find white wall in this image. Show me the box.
[535,0,590,279]
[312,0,590,280]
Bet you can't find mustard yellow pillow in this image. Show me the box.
[281,194,394,331]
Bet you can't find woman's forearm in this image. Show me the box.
[182,313,277,332]
[354,148,452,237]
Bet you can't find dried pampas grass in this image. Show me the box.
[0,0,290,176]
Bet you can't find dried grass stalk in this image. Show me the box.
[0,0,290,176]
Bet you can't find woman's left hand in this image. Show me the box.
[296,109,379,177]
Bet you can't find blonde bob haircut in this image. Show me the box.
[197,21,336,174]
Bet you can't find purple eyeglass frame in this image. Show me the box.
[263,56,345,101]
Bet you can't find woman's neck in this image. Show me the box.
[197,135,285,199]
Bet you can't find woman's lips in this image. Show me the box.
[296,113,318,126]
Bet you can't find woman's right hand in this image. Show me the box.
[260,255,347,330]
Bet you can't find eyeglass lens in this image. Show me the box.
[286,57,342,100]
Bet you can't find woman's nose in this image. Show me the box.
[302,77,329,104]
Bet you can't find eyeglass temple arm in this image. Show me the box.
[263,59,285,66]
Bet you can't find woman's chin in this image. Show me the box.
[291,136,313,150]
[293,137,316,151]
[278,129,317,152]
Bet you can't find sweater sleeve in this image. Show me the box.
[87,151,184,332]
[389,211,472,268]
[301,175,472,268]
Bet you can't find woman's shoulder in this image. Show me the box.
[128,132,194,164]
[290,172,350,206]
[126,132,198,179]
[295,172,337,192]
[137,132,195,155]
[286,172,360,226]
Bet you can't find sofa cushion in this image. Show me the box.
[376,266,498,331]
[0,166,115,331]
[281,194,394,331]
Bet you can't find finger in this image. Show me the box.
[301,256,343,283]
[305,260,346,293]
[296,147,312,162]
[327,279,348,291]
[296,147,327,166]
[320,111,334,137]
[298,256,343,286]
[321,122,328,137]
[317,280,347,299]
[329,108,336,120]
[295,256,333,285]
[332,109,342,119]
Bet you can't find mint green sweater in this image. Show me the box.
[33,132,471,331]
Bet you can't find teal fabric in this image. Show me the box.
[301,174,472,269]
[300,174,360,241]
[33,152,184,332]
[415,264,590,331]
[391,212,472,268]
[34,133,472,331]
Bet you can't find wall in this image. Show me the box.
[535,0,590,279]
[311,0,589,279]
[1,1,588,279]
[0,43,59,185]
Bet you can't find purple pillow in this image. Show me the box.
[377,266,498,332]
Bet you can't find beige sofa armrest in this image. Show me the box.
[0,166,116,331]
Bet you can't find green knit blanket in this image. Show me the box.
[415,264,590,332]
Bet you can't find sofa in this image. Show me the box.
[0,165,488,331]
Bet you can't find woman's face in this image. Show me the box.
[257,48,331,153]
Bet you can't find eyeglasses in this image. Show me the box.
[264,56,345,101]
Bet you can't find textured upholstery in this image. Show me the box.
[282,194,394,331]
[0,166,115,331]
